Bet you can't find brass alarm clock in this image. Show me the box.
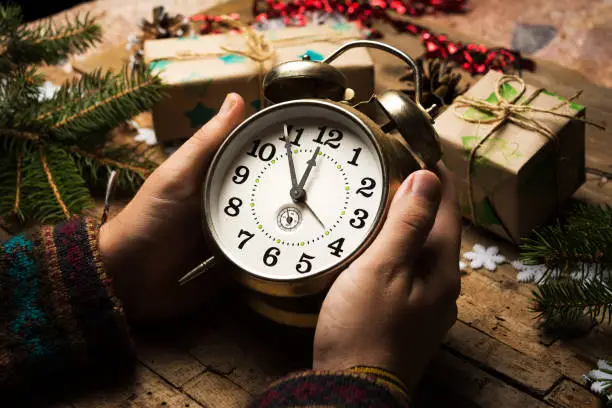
[180,40,442,328]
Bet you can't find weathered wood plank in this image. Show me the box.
[136,338,207,388]
[186,301,313,396]
[457,272,595,383]
[71,363,202,408]
[183,371,253,408]
[544,379,599,408]
[426,350,550,408]
[445,321,563,395]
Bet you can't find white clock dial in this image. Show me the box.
[206,101,387,281]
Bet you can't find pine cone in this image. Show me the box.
[400,58,467,114]
[140,6,191,40]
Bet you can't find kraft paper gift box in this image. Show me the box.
[144,23,374,142]
[434,70,586,243]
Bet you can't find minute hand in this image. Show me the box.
[297,146,321,190]
[284,124,299,189]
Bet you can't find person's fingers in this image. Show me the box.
[364,170,442,269]
[157,93,245,184]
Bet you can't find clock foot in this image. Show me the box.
[243,290,327,328]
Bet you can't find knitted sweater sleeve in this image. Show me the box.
[0,217,133,394]
[250,366,413,407]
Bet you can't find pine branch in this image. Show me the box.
[44,66,164,141]
[0,149,23,220]
[20,145,93,223]
[0,66,45,128]
[532,278,612,325]
[521,203,612,271]
[69,143,156,191]
[0,4,22,39]
[1,9,101,69]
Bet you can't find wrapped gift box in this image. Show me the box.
[144,23,374,142]
[434,70,586,243]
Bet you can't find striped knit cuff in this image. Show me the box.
[250,367,412,407]
[0,217,134,391]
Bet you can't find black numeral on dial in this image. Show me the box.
[347,147,362,166]
[313,126,343,149]
[356,177,376,198]
[263,247,280,267]
[246,139,276,161]
[237,229,254,249]
[279,125,304,146]
[350,209,369,229]
[296,253,315,273]
[328,238,345,258]
[232,165,249,184]
[224,197,243,217]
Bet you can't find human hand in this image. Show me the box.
[99,93,245,322]
[312,165,461,393]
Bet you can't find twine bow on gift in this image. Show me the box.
[452,74,605,242]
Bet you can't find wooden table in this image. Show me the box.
[9,0,612,406]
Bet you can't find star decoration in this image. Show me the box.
[219,53,247,64]
[463,244,506,271]
[185,102,216,128]
[300,49,324,61]
[250,100,262,111]
[583,360,612,402]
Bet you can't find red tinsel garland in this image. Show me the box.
[191,0,533,75]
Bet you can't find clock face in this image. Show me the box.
[205,101,387,281]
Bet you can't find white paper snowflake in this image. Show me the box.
[125,34,140,51]
[129,120,157,145]
[37,81,60,101]
[569,262,612,283]
[511,260,560,284]
[584,360,612,401]
[463,244,506,271]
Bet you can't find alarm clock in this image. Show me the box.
[180,40,442,328]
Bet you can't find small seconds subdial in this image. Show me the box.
[277,207,302,231]
[207,103,385,280]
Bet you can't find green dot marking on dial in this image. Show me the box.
[341,210,345,215]
[318,151,322,155]
[258,224,263,229]
[250,202,254,207]
[345,186,350,190]
[324,231,329,236]
[294,149,298,153]
[256,179,259,183]
[300,242,305,246]
[276,239,281,243]
[271,159,276,164]
[336,164,341,169]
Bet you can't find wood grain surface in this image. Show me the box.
[6,0,612,406]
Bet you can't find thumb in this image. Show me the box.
[156,93,245,184]
[367,170,442,265]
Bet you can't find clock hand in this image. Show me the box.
[303,199,326,230]
[297,146,321,192]
[284,123,302,202]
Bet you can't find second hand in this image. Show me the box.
[303,199,326,230]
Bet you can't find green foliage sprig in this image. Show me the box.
[0,3,164,225]
[521,203,612,325]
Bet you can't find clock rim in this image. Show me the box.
[201,99,390,298]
